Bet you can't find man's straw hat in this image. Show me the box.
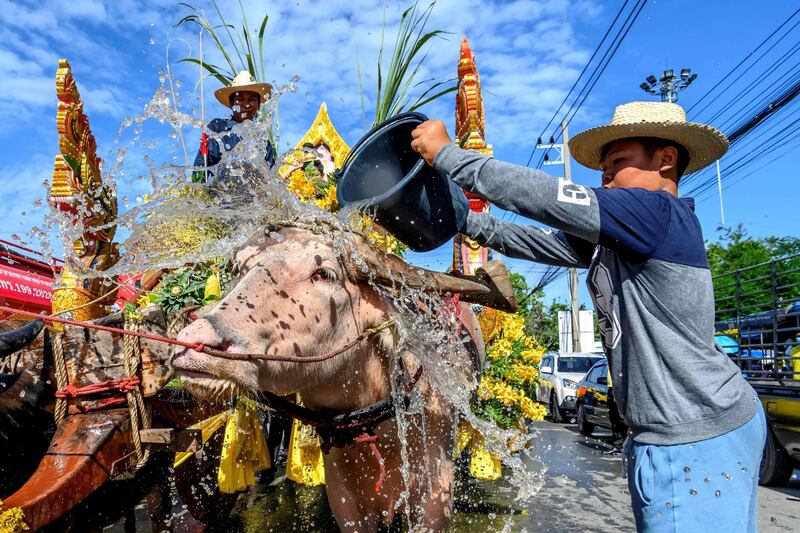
[568,101,728,175]
[214,71,272,107]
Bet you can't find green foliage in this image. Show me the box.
[471,397,519,430]
[369,1,456,125]
[508,272,533,319]
[707,225,800,320]
[176,1,269,84]
[154,263,232,316]
[176,1,278,144]
[526,299,569,352]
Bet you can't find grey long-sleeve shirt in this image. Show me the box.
[434,144,756,445]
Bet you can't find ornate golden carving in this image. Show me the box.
[455,37,493,158]
[278,102,351,180]
[293,103,351,168]
[453,38,492,275]
[50,59,118,318]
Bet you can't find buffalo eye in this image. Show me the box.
[311,267,338,283]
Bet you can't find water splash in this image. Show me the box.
[22,62,546,529]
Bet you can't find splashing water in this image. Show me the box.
[23,64,548,530]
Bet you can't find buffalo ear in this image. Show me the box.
[349,239,489,296]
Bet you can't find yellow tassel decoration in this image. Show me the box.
[173,411,229,469]
[454,420,502,481]
[286,417,326,486]
[217,400,271,494]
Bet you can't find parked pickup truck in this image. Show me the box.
[714,254,800,485]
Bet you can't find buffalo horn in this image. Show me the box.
[0,319,44,358]
[352,240,489,296]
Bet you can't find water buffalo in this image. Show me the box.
[170,225,486,531]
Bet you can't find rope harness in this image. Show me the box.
[0,305,394,365]
[256,362,423,493]
[0,303,406,489]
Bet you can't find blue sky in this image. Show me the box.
[0,0,797,306]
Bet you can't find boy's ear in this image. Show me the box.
[658,145,679,177]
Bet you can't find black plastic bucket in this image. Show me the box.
[336,112,465,252]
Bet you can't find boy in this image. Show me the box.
[411,101,766,532]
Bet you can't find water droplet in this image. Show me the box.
[685,477,691,483]
[666,502,672,508]
[689,489,697,496]
[741,467,747,473]
[148,38,156,45]
[683,466,691,474]
[715,490,721,498]
[704,477,711,483]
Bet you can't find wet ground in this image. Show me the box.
[524,420,800,532]
[105,420,800,532]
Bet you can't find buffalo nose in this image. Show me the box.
[175,317,226,352]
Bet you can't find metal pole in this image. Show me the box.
[562,120,582,353]
[716,159,725,225]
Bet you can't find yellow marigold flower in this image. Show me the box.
[518,396,546,421]
[489,338,514,359]
[520,347,544,364]
[288,170,316,201]
[512,363,538,383]
[501,314,525,340]
[489,379,519,407]
[324,186,338,211]
[477,384,491,400]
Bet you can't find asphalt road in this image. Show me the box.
[522,419,800,532]
[105,419,799,532]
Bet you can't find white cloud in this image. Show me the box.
[0,0,603,275]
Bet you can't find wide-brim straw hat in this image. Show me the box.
[568,101,728,175]
[214,70,272,108]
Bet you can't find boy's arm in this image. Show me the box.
[436,145,672,260]
[435,144,600,242]
[463,211,594,268]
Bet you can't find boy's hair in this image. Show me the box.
[601,137,691,179]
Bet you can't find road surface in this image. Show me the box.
[106,419,799,531]
[516,420,800,532]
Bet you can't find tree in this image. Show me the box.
[706,225,800,320]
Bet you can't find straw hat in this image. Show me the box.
[214,71,272,107]
[568,101,728,175]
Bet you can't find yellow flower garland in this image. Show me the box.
[476,311,547,427]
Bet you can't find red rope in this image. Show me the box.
[0,304,204,351]
[55,376,141,412]
[0,303,392,364]
[353,433,386,494]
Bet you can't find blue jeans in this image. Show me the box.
[626,402,766,532]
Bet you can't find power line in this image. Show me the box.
[687,7,800,116]
[523,0,633,167]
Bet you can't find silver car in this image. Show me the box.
[537,352,605,422]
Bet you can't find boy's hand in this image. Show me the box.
[411,120,452,166]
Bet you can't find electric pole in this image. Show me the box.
[535,122,583,352]
[561,121,582,353]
